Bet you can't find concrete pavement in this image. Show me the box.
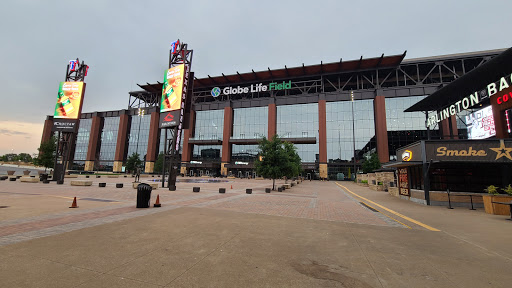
[0,178,511,287]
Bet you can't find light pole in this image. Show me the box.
[351,90,356,180]
[338,128,341,161]
[135,108,145,162]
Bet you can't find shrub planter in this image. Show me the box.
[57,180,64,185]
[482,195,512,215]
[246,189,252,194]
[193,187,200,192]
[99,183,106,187]
[116,183,123,188]
[219,188,226,193]
[265,188,271,193]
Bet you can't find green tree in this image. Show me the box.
[16,153,32,163]
[34,136,56,172]
[362,152,381,173]
[282,141,302,182]
[255,135,290,190]
[154,152,165,174]
[125,153,143,173]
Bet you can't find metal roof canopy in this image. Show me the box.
[405,47,512,112]
[138,52,406,92]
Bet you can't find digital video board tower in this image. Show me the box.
[159,40,193,190]
[52,59,88,183]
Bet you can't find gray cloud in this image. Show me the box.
[0,129,31,137]
[0,0,511,125]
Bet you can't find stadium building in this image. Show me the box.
[40,48,511,182]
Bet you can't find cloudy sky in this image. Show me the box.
[0,0,511,155]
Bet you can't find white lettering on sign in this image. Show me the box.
[426,93,479,128]
[487,72,512,98]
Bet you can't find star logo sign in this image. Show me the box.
[489,140,512,160]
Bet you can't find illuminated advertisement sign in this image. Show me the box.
[426,93,480,128]
[398,168,410,196]
[211,81,292,97]
[465,106,496,140]
[69,60,78,71]
[170,40,180,54]
[54,82,84,119]
[401,150,413,161]
[160,64,185,113]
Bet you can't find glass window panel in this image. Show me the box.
[277,103,319,163]
[326,100,375,164]
[73,118,92,162]
[98,117,120,163]
[127,115,151,161]
[233,107,268,139]
[193,110,224,140]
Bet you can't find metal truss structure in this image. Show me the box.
[161,41,194,190]
[54,58,88,182]
[191,50,502,106]
[53,131,75,182]
[128,90,160,109]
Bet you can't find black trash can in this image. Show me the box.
[39,173,48,182]
[136,183,153,208]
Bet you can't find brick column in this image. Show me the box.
[180,109,195,175]
[221,106,233,176]
[145,111,160,173]
[318,99,328,179]
[85,115,102,171]
[113,110,130,172]
[268,102,277,139]
[374,95,389,164]
[440,115,459,140]
[39,117,54,155]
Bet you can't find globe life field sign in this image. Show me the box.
[211,81,292,97]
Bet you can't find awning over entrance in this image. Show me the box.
[405,47,512,112]
[393,139,512,165]
[382,161,422,168]
[182,162,221,168]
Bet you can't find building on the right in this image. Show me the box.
[385,47,512,205]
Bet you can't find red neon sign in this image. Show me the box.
[497,92,512,105]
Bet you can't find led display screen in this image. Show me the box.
[465,106,496,140]
[53,82,85,119]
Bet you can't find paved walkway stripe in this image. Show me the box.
[335,182,440,232]
[359,201,412,229]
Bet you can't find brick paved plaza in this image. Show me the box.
[0,176,400,246]
[1,175,512,287]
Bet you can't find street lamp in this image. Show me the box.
[135,108,145,160]
[351,90,356,180]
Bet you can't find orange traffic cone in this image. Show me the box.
[154,194,161,207]
[69,197,79,208]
